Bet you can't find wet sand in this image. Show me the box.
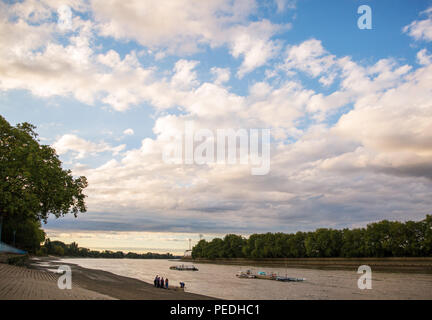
[0,263,113,300]
[0,258,214,300]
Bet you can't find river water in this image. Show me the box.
[60,258,432,299]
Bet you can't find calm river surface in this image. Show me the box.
[60,258,432,299]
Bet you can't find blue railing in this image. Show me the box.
[0,241,27,255]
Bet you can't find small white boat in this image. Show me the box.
[236,270,256,278]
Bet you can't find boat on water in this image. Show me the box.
[275,276,306,282]
[236,269,305,282]
[169,264,199,271]
[236,270,277,280]
[236,270,256,278]
[255,271,277,280]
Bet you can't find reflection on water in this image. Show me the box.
[61,258,432,299]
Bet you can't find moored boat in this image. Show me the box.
[275,276,306,282]
[236,270,256,278]
[255,271,277,280]
[169,264,199,271]
[236,269,305,282]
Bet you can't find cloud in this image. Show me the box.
[91,0,247,54]
[0,0,291,112]
[403,7,432,41]
[210,67,230,85]
[284,39,337,80]
[91,0,287,76]
[274,0,297,13]
[417,48,432,65]
[123,128,134,136]
[229,20,286,78]
[171,59,200,89]
[279,39,413,123]
[3,1,432,234]
[50,33,432,233]
[53,134,125,159]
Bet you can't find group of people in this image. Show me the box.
[153,275,186,290]
[154,275,169,289]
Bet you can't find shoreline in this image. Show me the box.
[184,257,432,274]
[0,257,215,300]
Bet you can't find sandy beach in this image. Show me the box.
[0,257,214,300]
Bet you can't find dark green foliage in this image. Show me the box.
[192,215,432,259]
[305,229,342,257]
[41,238,178,259]
[222,234,246,258]
[0,115,88,252]
[2,216,45,253]
[6,254,30,266]
[0,115,87,222]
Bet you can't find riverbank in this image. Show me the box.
[0,257,215,300]
[184,257,432,274]
[0,262,113,300]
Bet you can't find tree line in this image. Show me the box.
[40,239,179,259]
[192,215,432,259]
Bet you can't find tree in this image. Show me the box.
[191,215,432,259]
[205,238,224,259]
[2,215,45,252]
[422,215,432,256]
[192,239,208,258]
[222,234,245,258]
[66,242,79,256]
[341,228,366,257]
[52,245,64,256]
[364,220,392,257]
[288,232,307,258]
[0,115,88,251]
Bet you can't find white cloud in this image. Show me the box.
[284,39,336,78]
[274,0,296,13]
[403,7,432,42]
[335,63,432,157]
[279,39,413,122]
[91,0,247,54]
[417,48,432,65]
[3,0,432,233]
[91,0,286,76]
[53,134,126,159]
[58,33,432,232]
[0,0,291,112]
[123,128,134,136]
[210,67,230,84]
[171,60,200,89]
[229,20,286,78]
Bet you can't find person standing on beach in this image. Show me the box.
[160,277,165,289]
[165,278,169,289]
[154,275,158,287]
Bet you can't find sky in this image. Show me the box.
[1,0,432,254]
